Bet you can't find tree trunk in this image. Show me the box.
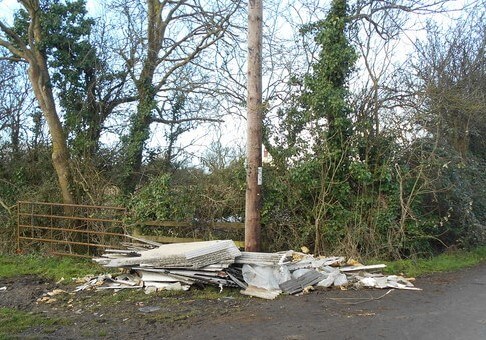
[28,57,74,205]
[122,95,154,193]
[118,0,161,193]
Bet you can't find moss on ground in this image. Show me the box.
[0,307,69,339]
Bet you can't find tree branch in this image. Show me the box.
[0,54,28,63]
[151,116,223,125]
[0,26,27,60]
[0,19,28,54]
[0,196,15,215]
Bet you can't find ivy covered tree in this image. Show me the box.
[304,0,356,157]
[269,0,357,253]
[304,0,357,253]
[263,0,397,256]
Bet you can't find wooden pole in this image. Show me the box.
[245,0,263,251]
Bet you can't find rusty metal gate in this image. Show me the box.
[17,201,246,257]
[17,201,129,257]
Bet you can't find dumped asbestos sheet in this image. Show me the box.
[90,239,420,299]
[94,240,241,268]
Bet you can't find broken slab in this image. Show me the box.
[95,240,241,269]
[235,252,291,266]
[339,264,386,272]
[143,281,190,291]
[240,285,281,300]
[280,270,326,294]
[226,269,247,289]
[136,270,182,283]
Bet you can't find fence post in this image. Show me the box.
[16,201,20,253]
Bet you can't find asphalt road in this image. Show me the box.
[170,263,486,340]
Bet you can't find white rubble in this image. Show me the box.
[87,238,420,298]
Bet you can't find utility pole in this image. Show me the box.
[245,0,263,251]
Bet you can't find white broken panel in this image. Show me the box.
[186,249,240,268]
[185,240,240,259]
[352,274,420,290]
[240,285,281,300]
[385,275,421,290]
[136,270,182,283]
[333,273,348,287]
[339,264,386,272]
[144,281,190,291]
[199,262,233,271]
[96,284,142,290]
[242,264,291,291]
[316,273,334,288]
[285,259,315,271]
[312,257,345,268]
[359,277,381,288]
[316,268,348,288]
[113,273,141,286]
[291,268,313,279]
[95,240,240,269]
[235,252,288,266]
[134,268,195,285]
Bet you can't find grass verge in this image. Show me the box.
[384,246,486,277]
[0,307,68,339]
[0,254,105,281]
[2,246,485,285]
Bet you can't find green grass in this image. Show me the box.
[0,254,105,281]
[0,307,68,339]
[384,246,486,277]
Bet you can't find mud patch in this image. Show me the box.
[0,275,57,310]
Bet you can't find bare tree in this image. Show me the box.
[112,0,242,192]
[0,59,34,155]
[414,13,485,159]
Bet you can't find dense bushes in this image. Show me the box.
[115,137,485,260]
[0,146,60,253]
[1,138,483,259]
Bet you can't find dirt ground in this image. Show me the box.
[1,264,485,339]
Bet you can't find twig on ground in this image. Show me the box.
[328,289,394,305]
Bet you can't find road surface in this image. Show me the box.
[170,263,486,340]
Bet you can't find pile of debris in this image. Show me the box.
[90,239,419,299]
